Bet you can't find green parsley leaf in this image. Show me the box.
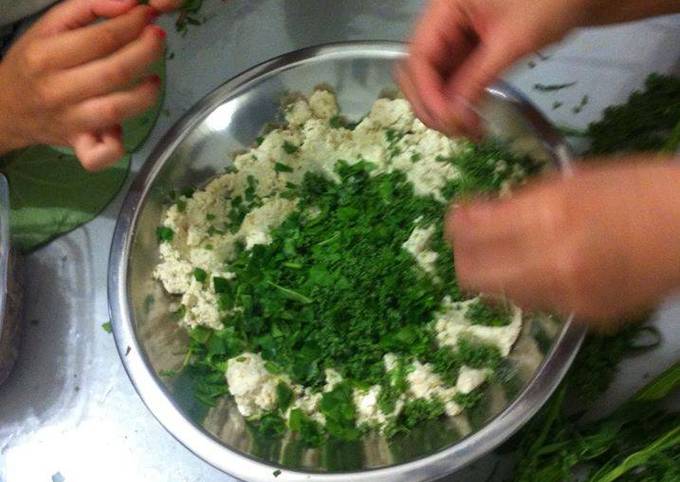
[193,267,208,283]
[282,141,299,154]
[156,226,174,242]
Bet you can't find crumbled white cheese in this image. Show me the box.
[435,297,523,357]
[225,352,279,418]
[309,89,338,119]
[353,385,385,427]
[287,386,325,426]
[285,98,313,126]
[154,242,193,294]
[324,368,343,392]
[406,361,462,417]
[180,279,222,330]
[456,366,491,394]
[383,353,399,372]
[237,197,297,250]
[402,224,438,275]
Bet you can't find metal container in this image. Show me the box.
[108,42,585,482]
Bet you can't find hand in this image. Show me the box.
[446,157,680,327]
[0,0,181,171]
[398,0,680,136]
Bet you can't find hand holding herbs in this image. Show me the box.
[399,0,680,134]
[449,74,680,324]
[0,0,178,171]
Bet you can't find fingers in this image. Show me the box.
[42,5,157,70]
[33,0,138,36]
[149,0,184,12]
[445,28,532,113]
[72,127,125,171]
[70,75,161,131]
[399,0,471,134]
[395,63,437,129]
[54,25,166,103]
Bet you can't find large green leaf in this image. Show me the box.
[0,56,166,252]
[1,146,130,252]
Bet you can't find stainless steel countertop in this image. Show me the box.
[0,2,679,481]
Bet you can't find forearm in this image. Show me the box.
[580,0,680,27]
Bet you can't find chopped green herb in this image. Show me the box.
[101,321,112,333]
[466,299,512,326]
[282,141,299,154]
[533,82,577,92]
[276,382,294,412]
[156,226,174,242]
[213,276,231,294]
[552,101,563,110]
[193,267,208,283]
[274,162,294,173]
[329,115,345,129]
[572,95,589,114]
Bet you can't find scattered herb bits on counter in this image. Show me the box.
[153,89,546,446]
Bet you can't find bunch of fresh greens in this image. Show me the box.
[587,74,680,155]
[512,361,680,482]
[510,72,680,482]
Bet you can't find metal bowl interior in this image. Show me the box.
[109,41,585,482]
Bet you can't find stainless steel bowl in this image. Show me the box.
[108,41,585,481]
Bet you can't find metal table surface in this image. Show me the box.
[0,2,679,481]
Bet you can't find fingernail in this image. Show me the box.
[148,74,162,86]
[149,25,166,39]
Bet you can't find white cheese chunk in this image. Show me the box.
[225,352,278,418]
[402,224,438,275]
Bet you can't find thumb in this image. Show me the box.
[32,0,139,35]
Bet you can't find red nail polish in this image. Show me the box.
[149,25,166,39]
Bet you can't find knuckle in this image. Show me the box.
[99,25,124,51]
[22,43,48,72]
[106,62,133,86]
[101,102,123,124]
[35,80,62,107]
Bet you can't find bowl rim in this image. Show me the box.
[108,40,586,482]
